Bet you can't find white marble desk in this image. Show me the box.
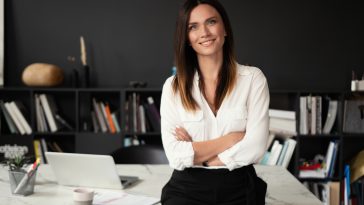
[0,164,322,205]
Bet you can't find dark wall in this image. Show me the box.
[5,0,364,91]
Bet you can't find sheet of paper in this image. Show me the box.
[93,191,159,205]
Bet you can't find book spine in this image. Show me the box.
[139,105,146,133]
[10,101,32,134]
[0,100,18,134]
[39,94,58,132]
[147,97,161,131]
[316,96,322,134]
[311,96,317,135]
[281,139,297,168]
[92,98,107,133]
[299,96,308,135]
[104,103,116,133]
[111,113,121,133]
[323,101,338,134]
[100,101,112,133]
[4,102,25,135]
[132,93,137,132]
[91,111,99,133]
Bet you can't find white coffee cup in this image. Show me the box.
[73,188,94,205]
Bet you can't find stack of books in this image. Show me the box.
[0,100,32,135]
[269,109,297,137]
[125,94,160,133]
[33,138,64,164]
[34,94,73,133]
[260,134,297,168]
[91,98,121,133]
[299,140,339,179]
[300,96,338,135]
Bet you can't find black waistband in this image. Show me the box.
[171,164,255,185]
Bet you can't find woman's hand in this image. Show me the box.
[206,156,224,166]
[174,126,192,142]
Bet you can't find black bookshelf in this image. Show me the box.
[0,88,164,157]
[1,87,364,201]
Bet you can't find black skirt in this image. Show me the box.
[161,164,267,205]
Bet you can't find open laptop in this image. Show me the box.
[45,152,139,189]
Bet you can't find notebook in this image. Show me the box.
[45,152,139,189]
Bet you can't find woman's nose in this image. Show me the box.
[200,25,211,37]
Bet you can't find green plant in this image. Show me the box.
[1,155,32,171]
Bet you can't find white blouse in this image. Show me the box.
[160,64,270,171]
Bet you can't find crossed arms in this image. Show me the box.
[174,127,245,166]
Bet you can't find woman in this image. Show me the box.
[160,0,269,204]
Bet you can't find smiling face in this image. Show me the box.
[187,4,226,59]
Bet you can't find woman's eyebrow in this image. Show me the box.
[188,16,217,25]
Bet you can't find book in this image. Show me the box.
[322,100,338,134]
[276,140,289,166]
[52,142,64,152]
[33,140,44,163]
[299,169,326,178]
[35,94,49,132]
[299,96,308,134]
[124,99,130,132]
[39,94,58,132]
[138,105,146,133]
[328,142,339,178]
[111,113,121,133]
[100,101,112,133]
[39,138,49,164]
[132,93,137,132]
[344,165,351,205]
[0,100,18,134]
[104,103,116,133]
[324,141,336,176]
[269,117,296,135]
[55,114,73,131]
[281,138,297,168]
[4,102,25,135]
[267,140,282,165]
[91,111,99,133]
[259,152,271,165]
[311,96,317,135]
[316,96,322,134]
[269,109,296,120]
[329,182,340,205]
[92,98,107,133]
[144,97,161,132]
[10,101,32,135]
[35,94,43,132]
[40,139,48,156]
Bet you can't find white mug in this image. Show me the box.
[73,188,94,205]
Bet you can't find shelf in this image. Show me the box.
[124,88,162,92]
[342,133,364,138]
[298,134,341,138]
[124,132,161,136]
[76,132,121,135]
[298,177,340,182]
[33,132,76,136]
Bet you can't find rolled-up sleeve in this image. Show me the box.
[160,77,195,170]
[218,70,270,170]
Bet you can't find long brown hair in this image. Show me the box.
[172,0,237,112]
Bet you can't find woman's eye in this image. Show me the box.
[208,19,217,25]
[188,25,197,31]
